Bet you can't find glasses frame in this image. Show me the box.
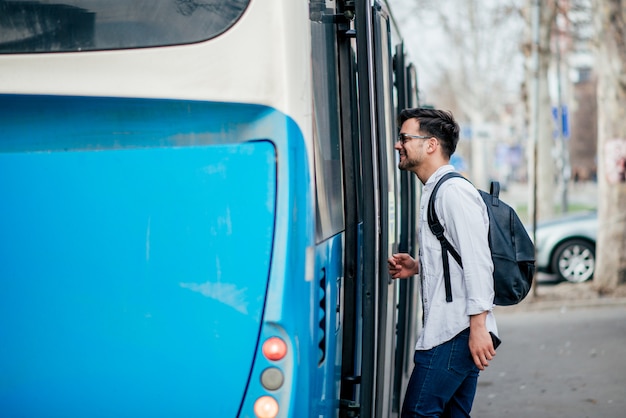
[397,133,431,145]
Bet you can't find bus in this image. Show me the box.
[0,1,422,417]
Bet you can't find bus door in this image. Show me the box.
[350,0,404,416]
[333,1,417,417]
[392,44,423,414]
[371,4,402,417]
[331,1,365,416]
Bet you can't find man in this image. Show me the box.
[388,108,498,417]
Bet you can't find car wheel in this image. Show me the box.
[551,239,595,283]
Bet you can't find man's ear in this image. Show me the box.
[426,137,439,154]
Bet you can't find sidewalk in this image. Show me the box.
[495,280,626,314]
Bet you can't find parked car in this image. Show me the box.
[533,211,597,283]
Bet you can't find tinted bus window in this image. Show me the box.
[311,20,344,242]
[0,0,249,53]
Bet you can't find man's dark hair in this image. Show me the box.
[397,108,460,158]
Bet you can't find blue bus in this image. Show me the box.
[0,1,422,416]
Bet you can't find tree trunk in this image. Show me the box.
[536,41,556,221]
[593,0,626,293]
[525,0,558,227]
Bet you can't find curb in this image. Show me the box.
[494,296,626,313]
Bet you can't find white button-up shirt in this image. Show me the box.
[416,165,497,350]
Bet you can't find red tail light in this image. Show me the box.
[262,337,287,361]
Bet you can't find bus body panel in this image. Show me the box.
[312,233,344,416]
[0,0,313,142]
[0,1,422,416]
[0,94,293,417]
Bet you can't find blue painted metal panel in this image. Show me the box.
[0,95,281,417]
[0,94,291,153]
[236,110,316,417]
[311,233,344,417]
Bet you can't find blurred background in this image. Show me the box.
[388,0,626,295]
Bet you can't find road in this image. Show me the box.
[472,302,626,418]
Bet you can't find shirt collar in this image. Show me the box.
[424,164,455,189]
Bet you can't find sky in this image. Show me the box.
[386,0,446,92]
[386,0,526,101]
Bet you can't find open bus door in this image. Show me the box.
[392,43,423,414]
[336,1,421,417]
[351,1,402,416]
[371,4,401,417]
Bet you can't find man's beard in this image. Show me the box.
[398,155,419,171]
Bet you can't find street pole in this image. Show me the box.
[531,0,540,298]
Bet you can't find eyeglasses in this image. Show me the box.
[397,133,431,145]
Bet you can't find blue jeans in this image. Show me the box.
[401,328,480,418]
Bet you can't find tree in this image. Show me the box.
[522,0,559,225]
[395,0,526,190]
[592,0,626,293]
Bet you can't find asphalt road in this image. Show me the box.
[472,302,626,418]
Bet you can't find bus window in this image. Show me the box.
[0,0,249,53]
[311,19,344,243]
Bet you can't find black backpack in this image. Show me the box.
[427,172,535,306]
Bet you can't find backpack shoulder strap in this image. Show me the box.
[427,171,466,303]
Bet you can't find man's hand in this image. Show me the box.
[469,312,496,371]
[387,253,419,279]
